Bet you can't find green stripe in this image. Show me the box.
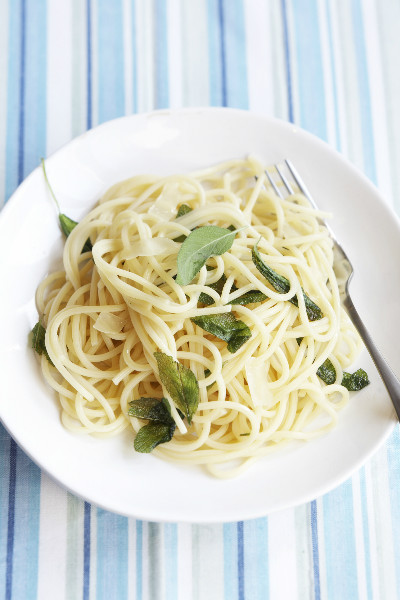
[65,494,84,600]
[294,504,313,599]
[148,522,163,600]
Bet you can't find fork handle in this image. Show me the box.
[343,294,400,420]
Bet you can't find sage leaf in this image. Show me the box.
[198,271,267,306]
[154,352,199,423]
[229,289,267,305]
[31,321,53,365]
[173,204,193,242]
[176,226,241,286]
[59,214,93,253]
[341,368,370,391]
[316,358,336,385]
[296,339,369,390]
[191,313,251,353]
[252,243,322,321]
[176,204,193,218]
[128,397,173,422]
[134,422,176,453]
[198,274,228,305]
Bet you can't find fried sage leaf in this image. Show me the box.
[251,242,322,321]
[59,214,92,252]
[154,352,199,423]
[129,398,183,453]
[198,274,228,305]
[191,313,251,353]
[341,368,370,391]
[176,226,241,286]
[128,397,173,422]
[31,321,53,365]
[176,204,193,218]
[296,339,369,390]
[133,422,176,453]
[316,358,337,385]
[198,272,267,306]
[229,289,267,305]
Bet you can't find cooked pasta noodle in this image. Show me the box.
[36,156,362,478]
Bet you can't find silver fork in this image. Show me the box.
[266,159,400,420]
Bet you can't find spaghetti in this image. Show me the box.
[35,157,364,478]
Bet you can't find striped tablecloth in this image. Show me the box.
[1,1,400,599]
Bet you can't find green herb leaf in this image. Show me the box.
[229,290,267,305]
[316,358,337,385]
[154,352,199,424]
[296,338,369,390]
[191,313,251,353]
[176,204,193,218]
[128,397,174,422]
[176,226,241,286]
[341,369,370,391]
[134,422,176,453]
[198,270,267,307]
[198,274,228,305]
[59,214,93,253]
[173,204,193,242]
[252,243,322,321]
[31,321,53,365]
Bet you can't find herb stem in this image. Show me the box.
[41,158,61,213]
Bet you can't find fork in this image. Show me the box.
[265,159,400,420]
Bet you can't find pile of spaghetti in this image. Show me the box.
[34,157,367,478]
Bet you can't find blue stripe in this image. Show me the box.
[243,518,269,600]
[136,520,143,600]
[223,523,238,600]
[131,0,138,113]
[154,0,169,109]
[5,0,27,593]
[0,427,11,596]
[22,0,46,179]
[207,0,223,106]
[83,502,91,600]
[5,439,17,600]
[97,0,125,123]
[217,0,227,107]
[5,0,23,201]
[96,509,128,600]
[164,524,178,600]
[9,447,41,600]
[326,0,342,150]
[291,0,327,140]
[237,521,245,600]
[359,469,373,599]
[310,500,321,600]
[280,0,294,123]
[17,0,26,183]
[323,480,359,599]
[350,0,377,183]
[219,0,248,109]
[386,426,400,595]
[86,0,92,129]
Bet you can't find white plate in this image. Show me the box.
[0,108,399,523]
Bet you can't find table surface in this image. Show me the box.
[1,1,400,599]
